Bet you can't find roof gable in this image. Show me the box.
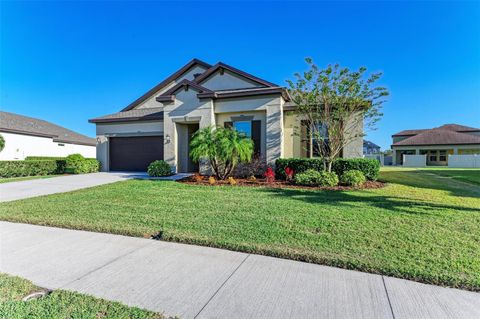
[194,62,279,89]
[121,58,211,111]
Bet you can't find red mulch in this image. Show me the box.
[177,175,385,191]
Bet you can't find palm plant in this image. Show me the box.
[190,126,253,180]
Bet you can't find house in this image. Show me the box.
[0,111,96,160]
[363,140,381,155]
[89,59,363,172]
[391,124,480,166]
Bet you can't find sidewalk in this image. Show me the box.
[1,221,478,319]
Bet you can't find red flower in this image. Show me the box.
[285,167,295,180]
[264,167,275,183]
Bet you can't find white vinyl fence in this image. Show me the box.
[403,154,426,167]
[448,155,480,168]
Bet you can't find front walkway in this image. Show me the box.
[0,172,188,202]
[1,222,478,319]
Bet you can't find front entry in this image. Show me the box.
[176,123,199,173]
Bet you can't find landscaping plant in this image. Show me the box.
[0,134,4,152]
[190,126,253,180]
[295,169,339,187]
[147,160,172,177]
[340,170,366,187]
[287,58,388,171]
[208,176,216,185]
[65,154,100,174]
[264,167,275,184]
[228,176,237,185]
[332,158,380,181]
[285,167,295,182]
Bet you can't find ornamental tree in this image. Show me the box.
[190,126,253,180]
[287,58,389,172]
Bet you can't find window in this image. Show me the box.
[439,150,447,161]
[429,154,437,162]
[233,121,252,138]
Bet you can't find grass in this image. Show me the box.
[0,175,60,184]
[422,167,480,185]
[0,273,165,318]
[0,168,479,290]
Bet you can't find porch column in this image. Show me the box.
[392,149,397,165]
[163,110,177,173]
[265,98,284,166]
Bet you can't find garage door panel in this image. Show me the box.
[110,136,163,171]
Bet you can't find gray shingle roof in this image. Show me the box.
[0,111,96,146]
[88,107,164,123]
[392,124,480,147]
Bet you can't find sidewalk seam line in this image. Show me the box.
[382,276,396,319]
[193,253,251,319]
[58,241,155,289]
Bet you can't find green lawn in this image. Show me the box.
[0,175,60,184]
[422,167,480,185]
[0,168,479,291]
[0,273,165,318]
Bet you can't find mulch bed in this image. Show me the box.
[177,175,385,191]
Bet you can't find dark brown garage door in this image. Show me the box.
[110,136,163,171]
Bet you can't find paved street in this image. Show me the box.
[1,222,478,318]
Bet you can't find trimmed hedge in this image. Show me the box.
[25,156,67,161]
[276,157,380,181]
[294,169,339,187]
[332,158,380,181]
[65,154,100,174]
[0,160,63,178]
[275,158,324,180]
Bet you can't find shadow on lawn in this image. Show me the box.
[379,170,480,199]
[259,187,480,215]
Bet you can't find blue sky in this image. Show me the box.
[1,1,479,150]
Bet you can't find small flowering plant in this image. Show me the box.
[264,167,275,184]
[285,167,295,182]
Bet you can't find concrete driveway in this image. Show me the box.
[0,172,147,202]
[1,222,478,319]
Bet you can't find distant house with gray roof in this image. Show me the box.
[0,111,96,160]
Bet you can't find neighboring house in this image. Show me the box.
[363,140,381,155]
[89,59,363,172]
[0,111,96,160]
[391,124,480,166]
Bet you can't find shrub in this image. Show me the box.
[285,167,295,182]
[340,170,366,187]
[0,134,4,152]
[275,158,324,180]
[264,167,275,184]
[233,157,267,178]
[147,160,172,177]
[193,174,203,183]
[208,176,216,185]
[295,169,339,187]
[25,156,66,161]
[228,176,237,185]
[64,154,100,174]
[332,158,380,181]
[248,175,256,181]
[0,160,59,178]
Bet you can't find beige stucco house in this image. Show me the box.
[89,59,363,172]
[391,124,480,166]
